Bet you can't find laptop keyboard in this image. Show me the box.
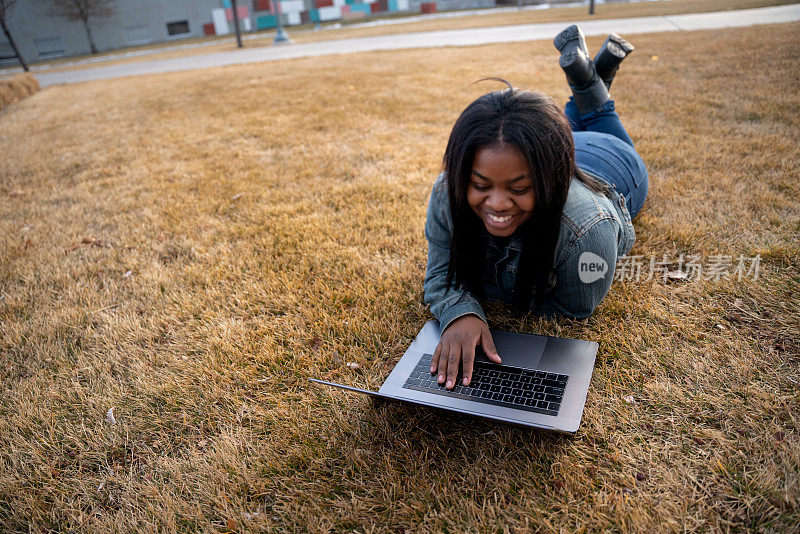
[402,353,568,416]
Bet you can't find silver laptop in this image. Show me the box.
[311,320,598,434]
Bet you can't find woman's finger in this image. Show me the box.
[445,345,461,389]
[431,342,442,373]
[481,325,501,363]
[437,343,449,385]
[461,342,476,386]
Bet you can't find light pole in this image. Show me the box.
[273,0,290,44]
[231,0,243,47]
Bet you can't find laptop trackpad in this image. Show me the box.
[489,329,547,369]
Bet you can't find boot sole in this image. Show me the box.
[593,33,635,88]
[607,33,635,56]
[553,24,586,53]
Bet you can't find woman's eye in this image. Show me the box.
[509,187,531,195]
[471,183,490,191]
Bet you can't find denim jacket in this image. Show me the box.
[423,171,635,330]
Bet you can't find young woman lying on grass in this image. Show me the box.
[425,25,649,390]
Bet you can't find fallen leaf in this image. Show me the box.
[346,362,360,370]
[106,407,117,425]
[69,236,104,251]
[665,270,688,282]
[622,395,635,404]
[8,189,23,197]
[123,270,132,278]
[636,472,647,481]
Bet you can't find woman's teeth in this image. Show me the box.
[488,214,511,223]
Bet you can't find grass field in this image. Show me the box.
[0,73,38,111]
[1,0,795,76]
[1,21,799,532]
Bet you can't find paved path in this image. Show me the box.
[34,4,800,87]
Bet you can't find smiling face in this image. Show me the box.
[467,143,535,237]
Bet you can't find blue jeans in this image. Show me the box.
[566,98,649,219]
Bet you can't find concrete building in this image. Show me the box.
[0,0,497,66]
[1,0,223,65]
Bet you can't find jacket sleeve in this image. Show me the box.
[423,180,487,331]
[531,217,620,319]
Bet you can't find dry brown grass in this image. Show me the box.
[291,0,797,43]
[1,21,799,532]
[2,0,792,76]
[0,72,39,111]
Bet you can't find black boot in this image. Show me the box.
[553,24,610,116]
[593,33,635,90]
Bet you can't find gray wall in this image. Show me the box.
[1,0,223,65]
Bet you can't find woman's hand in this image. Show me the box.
[431,315,502,389]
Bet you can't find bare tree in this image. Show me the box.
[49,0,115,54]
[0,0,28,70]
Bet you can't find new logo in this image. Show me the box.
[578,252,608,284]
